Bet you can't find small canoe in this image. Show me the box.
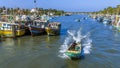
[65,42,82,59]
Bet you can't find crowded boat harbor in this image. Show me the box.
[1,13,120,38]
[89,14,120,31]
[0,13,61,38]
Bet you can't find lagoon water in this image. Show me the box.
[0,14,120,68]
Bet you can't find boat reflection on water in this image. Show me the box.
[112,30,120,41]
[46,36,50,42]
[1,38,16,46]
[0,37,34,47]
[0,38,18,57]
[45,36,61,49]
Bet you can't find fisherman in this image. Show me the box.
[68,41,77,50]
[75,41,81,50]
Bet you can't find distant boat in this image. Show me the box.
[45,22,61,36]
[82,17,87,20]
[75,19,81,22]
[96,16,104,22]
[65,41,82,59]
[29,19,48,36]
[65,13,72,16]
[103,18,111,25]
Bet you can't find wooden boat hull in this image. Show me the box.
[65,42,82,59]
[45,22,61,36]
[0,29,25,37]
[45,27,60,36]
[29,26,45,36]
[65,50,82,58]
[24,27,31,35]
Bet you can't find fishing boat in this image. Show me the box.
[96,16,104,22]
[75,19,80,22]
[0,15,25,37]
[113,15,120,31]
[65,41,82,59]
[82,17,87,20]
[45,22,61,36]
[103,18,111,25]
[0,22,25,37]
[29,19,48,36]
[28,0,50,36]
[65,13,72,16]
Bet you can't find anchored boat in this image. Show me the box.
[65,41,82,59]
[0,22,25,37]
[103,17,111,25]
[75,19,81,22]
[0,15,25,37]
[29,19,48,36]
[45,22,61,36]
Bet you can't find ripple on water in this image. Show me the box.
[103,48,120,55]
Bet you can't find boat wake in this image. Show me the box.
[58,29,92,59]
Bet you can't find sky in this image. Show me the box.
[0,0,120,12]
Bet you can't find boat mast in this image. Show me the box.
[33,0,37,18]
[34,0,36,9]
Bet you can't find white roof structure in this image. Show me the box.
[30,8,38,13]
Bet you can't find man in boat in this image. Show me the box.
[68,41,77,50]
[68,41,81,51]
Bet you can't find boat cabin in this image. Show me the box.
[48,22,61,29]
[0,22,24,31]
[30,20,48,28]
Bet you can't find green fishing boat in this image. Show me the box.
[65,41,82,59]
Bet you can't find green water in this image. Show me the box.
[0,14,120,68]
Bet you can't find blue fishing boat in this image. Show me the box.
[29,19,48,36]
[103,17,111,25]
[96,16,104,22]
[75,19,81,22]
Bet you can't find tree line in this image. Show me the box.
[95,5,120,15]
[0,6,65,15]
